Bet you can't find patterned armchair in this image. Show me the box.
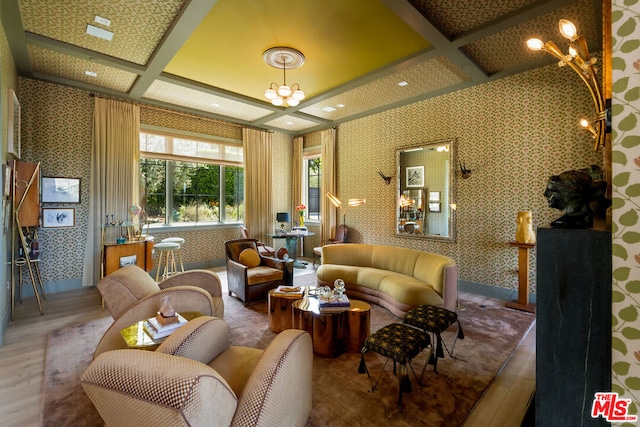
[94,265,224,357]
[225,238,293,305]
[81,317,313,427]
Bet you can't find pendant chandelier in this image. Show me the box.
[263,47,305,107]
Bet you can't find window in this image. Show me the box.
[140,130,244,225]
[303,149,321,221]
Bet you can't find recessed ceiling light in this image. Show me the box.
[94,15,111,26]
[85,70,97,77]
[336,104,345,108]
[286,121,294,125]
[398,81,409,87]
[86,24,113,41]
[322,106,337,112]
[211,103,220,107]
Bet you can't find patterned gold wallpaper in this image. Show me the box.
[331,61,602,292]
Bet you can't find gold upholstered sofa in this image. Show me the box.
[316,243,457,317]
[81,317,313,427]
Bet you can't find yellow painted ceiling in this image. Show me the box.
[164,0,431,101]
[6,0,603,134]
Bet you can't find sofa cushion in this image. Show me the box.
[209,346,263,397]
[246,266,283,286]
[239,248,261,268]
[379,274,442,307]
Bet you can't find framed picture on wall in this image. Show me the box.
[42,177,81,203]
[3,163,11,198]
[42,208,75,228]
[7,89,20,159]
[429,202,441,212]
[406,166,424,188]
[429,191,440,201]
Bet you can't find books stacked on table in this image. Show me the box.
[274,285,305,296]
[143,313,188,340]
[318,293,350,312]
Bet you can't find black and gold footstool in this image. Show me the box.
[402,305,464,373]
[358,323,430,407]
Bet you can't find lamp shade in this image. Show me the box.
[276,212,290,222]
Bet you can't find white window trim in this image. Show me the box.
[303,146,321,223]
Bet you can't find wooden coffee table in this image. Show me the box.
[292,297,370,357]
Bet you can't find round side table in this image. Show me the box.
[268,288,306,333]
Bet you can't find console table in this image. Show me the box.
[268,231,315,268]
[506,241,536,313]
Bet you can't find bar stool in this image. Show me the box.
[154,241,180,281]
[161,237,185,272]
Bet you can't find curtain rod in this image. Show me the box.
[89,93,246,129]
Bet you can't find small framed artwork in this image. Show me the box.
[7,89,20,159]
[3,163,11,198]
[42,208,75,228]
[429,191,440,202]
[42,177,81,203]
[429,202,441,212]
[3,199,10,233]
[120,255,137,268]
[406,166,424,188]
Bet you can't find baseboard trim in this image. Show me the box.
[459,280,537,304]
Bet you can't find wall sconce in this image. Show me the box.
[527,19,606,150]
[459,161,472,179]
[377,171,392,185]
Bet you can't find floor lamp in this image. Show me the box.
[326,192,366,227]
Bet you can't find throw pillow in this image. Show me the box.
[239,248,261,268]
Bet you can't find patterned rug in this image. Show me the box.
[42,271,535,426]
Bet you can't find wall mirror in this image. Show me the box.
[396,138,456,241]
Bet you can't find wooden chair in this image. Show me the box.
[240,226,276,257]
[313,224,348,266]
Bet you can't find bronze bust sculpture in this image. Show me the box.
[543,166,610,229]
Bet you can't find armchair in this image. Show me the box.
[225,238,293,305]
[97,265,224,320]
[94,265,224,357]
[313,224,348,266]
[81,317,313,427]
[240,226,275,257]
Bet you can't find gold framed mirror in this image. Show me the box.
[396,138,456,241]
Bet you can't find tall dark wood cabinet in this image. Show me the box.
[536,227,611,426]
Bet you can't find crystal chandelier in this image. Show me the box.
[527,19,606,150]
[263,47,305,107]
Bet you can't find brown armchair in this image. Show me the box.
[225,238,293,305]
[82,317,313,427]
[313,224,348,266]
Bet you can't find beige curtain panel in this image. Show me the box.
[82,97,140,287]
[243,128,273,243]
[320,128,337,241]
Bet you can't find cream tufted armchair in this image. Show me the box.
[81,317,313,427]
[94,265,224,357]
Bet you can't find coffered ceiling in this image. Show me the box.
[2,0,602,134]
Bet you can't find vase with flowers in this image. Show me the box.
[296,204,306,227]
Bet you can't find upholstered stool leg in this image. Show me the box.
[402,305,464,373]
[359,323,430,410]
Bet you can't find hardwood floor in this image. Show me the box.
[0,263,535,426]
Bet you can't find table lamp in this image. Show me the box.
[276,212,290,232]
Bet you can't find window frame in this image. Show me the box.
[140,126,243,230]
[302,146,321,223]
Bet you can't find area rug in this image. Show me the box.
[42,272,534,426]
